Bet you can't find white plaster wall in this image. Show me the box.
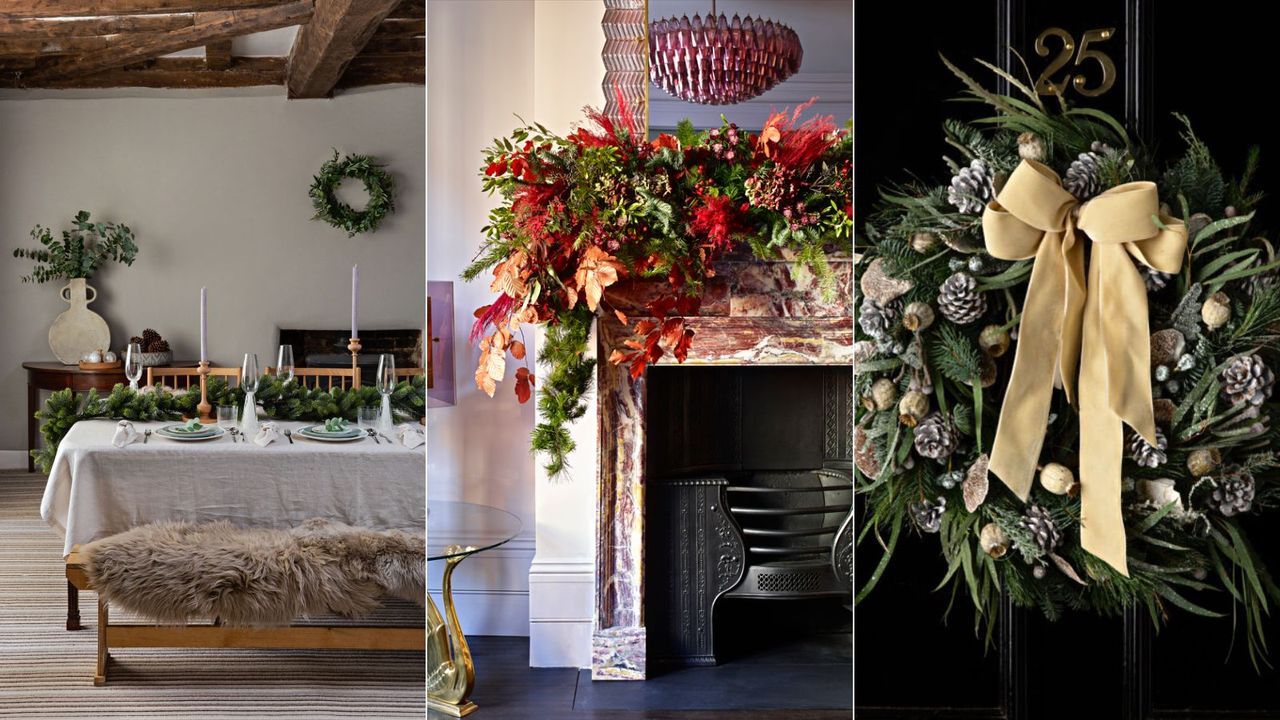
[426,0,538,638]
[0,85,425,468]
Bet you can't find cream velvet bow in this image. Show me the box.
[981,160,1187,576]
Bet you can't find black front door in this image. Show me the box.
[856,2,1280,717]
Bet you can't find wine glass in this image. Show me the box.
[242,353,260,394]
[240,353,260,435]
[277,345,295,385]
[124,343,143,391]
[376,354,395,433]
[377,353,396,395]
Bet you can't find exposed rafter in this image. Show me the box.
[0,0,423,95]
[28,2,313,82]
[285,0,399,99]
[5,1,298,18]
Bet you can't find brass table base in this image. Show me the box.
[429,546,477,716]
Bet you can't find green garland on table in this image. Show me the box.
[309,150,395,237]
[33,375,426,473]
[857,58,1280,668]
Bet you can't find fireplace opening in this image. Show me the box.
[644,365,853,671]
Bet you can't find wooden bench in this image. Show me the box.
[66,548,425,685]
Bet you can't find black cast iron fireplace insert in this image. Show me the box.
[645,366,854,669]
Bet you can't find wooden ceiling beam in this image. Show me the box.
[285,0,399,99]
[5,1,295,17]
[387,0,423,20]
[0,35,119,58]
[0,56,285,89]
[28,1,312,82]
[0,14,195,37]
[204,39,232,69]
[371,18,424,39]
[336,55,422,89]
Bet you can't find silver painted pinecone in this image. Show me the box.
[937,272,987,325]
[1139,265,1174,293]
[1127,428,1168,468]
[1020,504,1062,554]
[1064,144,1107,200]
[947,159,994,215]
[911,496,946,534]
[913,412,959,461]
[858,297,898,339]
[1209,468,1255,517]
[1220,353,1275,407]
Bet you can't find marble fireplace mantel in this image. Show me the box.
[590,256,853,680]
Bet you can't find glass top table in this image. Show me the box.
[427,500,522,561]
[428,501,522,716]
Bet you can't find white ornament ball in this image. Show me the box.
[86,351,102,364]
[1039,463,1076,495]
[103,351,118,363]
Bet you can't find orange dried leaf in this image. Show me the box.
[608,349,630,364]
[474,304,492,319]
[490,250,529,298]
[514,366,532,404]
[510,340,526,360]
[614,309,629,326]
[574,246,624,312]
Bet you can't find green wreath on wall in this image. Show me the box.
[309,150,395,237]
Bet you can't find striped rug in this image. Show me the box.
[0,471,425,719]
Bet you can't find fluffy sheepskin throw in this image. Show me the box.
[83,518,425,626]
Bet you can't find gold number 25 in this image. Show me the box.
[1034,27,1116,98]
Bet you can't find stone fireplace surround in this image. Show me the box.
[587,256,853,680]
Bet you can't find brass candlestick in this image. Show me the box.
[196,361,213,423]
[348,337,362,388]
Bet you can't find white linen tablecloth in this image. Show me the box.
[41,419,425,556]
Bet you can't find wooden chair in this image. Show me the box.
[396,367,424,380]
[146,366,241,391]
[267,367,361,391]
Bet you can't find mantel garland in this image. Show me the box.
[33,375,426,472]
[465,95,852,477]
[857,58,1280,667]
[309,150,395,237]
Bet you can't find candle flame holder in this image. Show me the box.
[196,361,213,423]
[348,338,362,388]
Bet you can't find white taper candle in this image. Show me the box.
[199,286,208,363]
[351,265,359,339]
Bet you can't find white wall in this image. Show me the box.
[426,0,538,638]
[0,85,425,466]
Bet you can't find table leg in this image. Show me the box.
[94,598,109,686]
[26,382,37,473]
[428,546,478,717]
[67,581,81,631]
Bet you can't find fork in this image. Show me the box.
[143,429,152,444]
[229,428,239,443]
[284,429,294,445]
[367,428,380,444]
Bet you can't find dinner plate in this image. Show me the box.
[297,426,365,443]
[299,424,363,438]
[158,422,218,437]
[156,425,227,442]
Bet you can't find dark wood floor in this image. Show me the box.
[431,635,853,720]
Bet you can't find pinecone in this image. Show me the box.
[129,335,144,346]
[1020,504,1062,554]
[141,328,160,343]
[1064,144,1108,200]
[148,338,171,353]
[1209,467,1255,517]
[937,272,987,325]
[947,159,994,215]
[858,297,898,339]
[911,496,946,534]
[1220,353,1275,407]
[1139,265,1174,293]
[913,412,959,460]
[1127,428,1168,468]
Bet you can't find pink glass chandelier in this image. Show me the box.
[649,1,803,106]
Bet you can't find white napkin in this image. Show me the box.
[111,421,139,448]
[397,423,425,449]
[253,422,280,447]
[240,392,260,436]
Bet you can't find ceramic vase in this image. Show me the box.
[49,278,110,365]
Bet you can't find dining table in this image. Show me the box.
[40,418,425,630]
